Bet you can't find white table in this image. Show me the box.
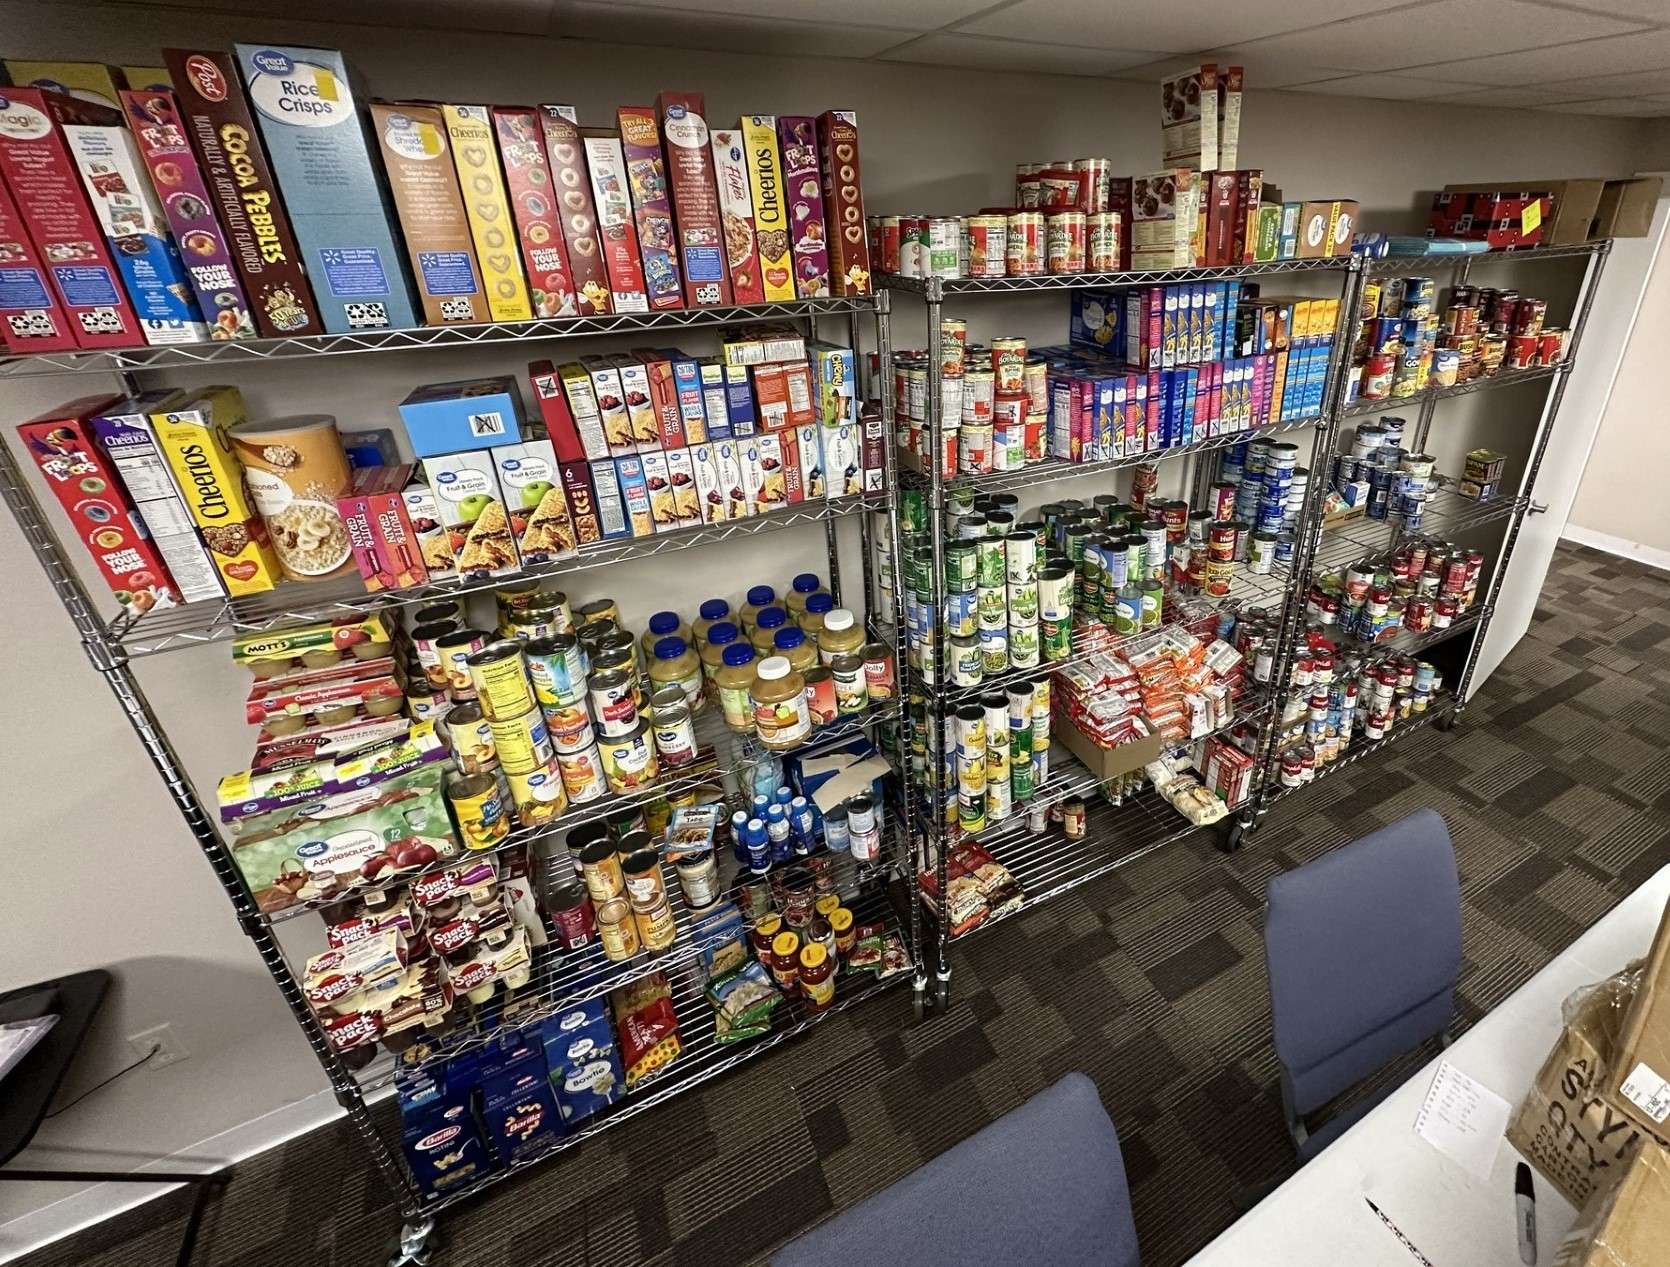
[1187,863,1670,1267]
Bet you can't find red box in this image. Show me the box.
[0,89,144,349]
[752,363,789,430]
[558,460,602,546]
[18,395,182,613]
[656,92,731,309]
[633,349,686,449]
[1428,190,1551,250]
[526,359,588,464]
[817,111,872,296]
[0,170,77,352]
[492,107,578,319]
[779,429,803,504]
[1207,172,1237,267]
[536,107,609,316]
[615,107,682,312]
[783,360,815,428]
[339,463,426,592]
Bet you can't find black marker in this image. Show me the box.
[1516,1162,1537,1265]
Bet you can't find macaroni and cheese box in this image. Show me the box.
[0,173,77,352]
[234,45,418,334]
[655,92,730,309]
[776,116,828,298]
[419,450,520,580]
[616,106,682,312]
[739,116,795,301]
[397,376,526,458]
[582,131,648,313]
[536,106,609,316]
[440,104,533,323]
[709,128,764,305]
[494,439,578,564]
[492,106,578,318]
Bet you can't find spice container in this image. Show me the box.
[716,643,759,732]
[751,656,811,749]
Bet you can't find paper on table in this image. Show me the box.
[1413,1059,1512,1180]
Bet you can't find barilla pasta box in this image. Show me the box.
[234,45,418,334]
[655,92,729,309]
[739,116,794,301]
[18,394,183,616]
[0,172,77,352]
[494,439,578,564]
[164,49,322,338]
[709,128,763,305]
[0,88,144,348]
[616,106,682,312]
[582,130,648,314]
[816,111,871,296]
[440,104,533,323]
[536,106,609,316]
[776,117,828,299]
[3,61,126,109]
[419,450,520,580]
[119,89,256,340]
[370,102,487,326]
[491,107,577,318]
[59,111,209,344]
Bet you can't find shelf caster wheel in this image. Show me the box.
[388,1217,435,1267]
[1436,710,1460,733]
[1220,818,1251,853]
[934,967,952,1012]
[912,974,928,1022]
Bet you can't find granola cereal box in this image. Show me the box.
[0,170,77,352]
[738,116,795,301]
[536,106,609,316]
[582,130,649,313]
[371,102,488,326]
[816,111,870,297]
[442,104,533,323]
[709,128,763,305]
[655,92,729,309]
[776,116,828,298]
[420,450,521,580]
[494,439,577,564]
[491,107,578,319]
[616,106,682,312]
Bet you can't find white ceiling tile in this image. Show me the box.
[956,0,1402,54]
[1114,51,1360,90]
[1534,0,1670,19]
[1425,85,1606,107]
[1539,68,1670,97]
[575,0,995,32]
[1542,97,1670,115]
[109,0,560,31]
[555,1,908,57]
[1285,73,1471,100]
[878,33,1165,77]
[1418,26,1670,85]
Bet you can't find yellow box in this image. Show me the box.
[3,60,126,108]
[119,65,173,92]
[739,115,796,302]
[151,386,281,597]
[441,104,533,323]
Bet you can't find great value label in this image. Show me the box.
[656,91,729,309]
[442,104,533,323]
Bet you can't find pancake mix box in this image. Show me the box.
[617,106,683,311]
[537,106,609,315]
[0,170,77,352]
[492,107,578,318]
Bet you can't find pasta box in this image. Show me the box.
[398,376,526,458]
[655,91,729,308]
[480,1055,564,1163]
[541,1000,623,1125]
[776,116,829,298]
[419,450,520,580]
[492,106,578,318]
[441,104,533,322]
[616,105,683,311]
[0,173,77,352]
[536,106,610,315]
[400,1077,493,1197]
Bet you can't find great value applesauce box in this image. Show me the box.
[537,106,609,316]
[440,104,533,323]
[494,439,577,564]
[739,116,794,301]
[371,102,487,326]
[0,88,144,348]
[816,111,870,297]
[655,92,729,309]
[710,128,763,305]
[491,107,577,319]
[616,106,682,312]
[776,117,828,299]
[0,172,77,352]
[164,49,322,338]
[233,45,416,333]
[119,89,255,340]
[582,130,648,314]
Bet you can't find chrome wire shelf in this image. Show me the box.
[1342,363,1563,418]
[881,256,1357,298]
[0,295,881,378]
[1262,690,1457,808]
[1364,241,1606,274]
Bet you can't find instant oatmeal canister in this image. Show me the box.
[229,415,355,580]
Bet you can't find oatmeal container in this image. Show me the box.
[229,415,355,581]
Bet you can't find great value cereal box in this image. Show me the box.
[709,128,763,305]
[0,171,76,352]
[492,107,578,318]
[616,106,682,312]
[582,130,648,314]
[3,61,126,109]
[656,92,729,309]
[537,106,609,316]
[420,450,521,580]
[776,116,828,298]
[738,116,795,301]
[442,104,533,323]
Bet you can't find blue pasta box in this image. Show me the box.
[399,1072,495,1197]
[480,1054,563,1164]
[540,1002,623,1127]
[398,376,526,458]
[233,44,419,334]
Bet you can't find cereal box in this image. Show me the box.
[752,363,789,431]
[609,354,660,450]
[634,349,684,450]
[582,356,635,458]
[616,106,682,312]
[164,49,322,338]
[812,341,856,425]
[233,45,417,334]
[121,67,173,92]
[536,106,609,316]
[778,429,804,504]
[0,88,144,348]
[783,360,815,428]
[656,92,729,309]
[552,360,610,462]
[119,89,255,340]
[4,62,126,109]
[559,461,602,545]
[582,131,648,314]
[526,359,593,462]
[699,360,731,441]
[713,439,748,520]
[588,458,628,540]
[370,102,488,326]
[419,450,520,580]
[776,117,829,298]
[491,107,577,318]
[739,116,795,301]
[662,446,701,527]
[494,439,577,564]
[0,172,76,352]
[401,476,454,580]
[441,104,533,323]
[339,462,426,591]
[150,384,281,595]
[614,455,654,537]
[816,111,870,296]
[689,442,726,523]
[669,353,709,444]
[709,127,763,305]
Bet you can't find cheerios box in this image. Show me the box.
[398,376,526,458]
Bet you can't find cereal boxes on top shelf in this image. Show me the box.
[3,61,126,109]
[440,104,534,323]
[617,106,683,312]
[710,126,764,305]
[0,172,77,353]
[816,111,870,297]
[537,106,610,316]
[656,91,730,309]
[491,107,579,318]
[122,67,174,93]
[739,116,796,301]
[582,128,649,313]
[776,116,829,299]
[1161,64,1219,173]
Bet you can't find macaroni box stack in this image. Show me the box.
[441,104,533,323]
[656,91,730,309]
[491,106,579,319]
[537,106,610,316]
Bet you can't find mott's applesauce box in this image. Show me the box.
[441,105,534,323]
[234,45,419,334]
[740,115,795,301]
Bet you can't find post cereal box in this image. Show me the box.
[494,439,578,564]
[656,92,729,309]
[491,107,577,318]
[817,111,870,297]
[616,106,682,312]
[776,117,828,299]
[582,130,648,313]
[739,116,795,301]
[441,104,533,323]
[536,106,609,316]
[234,45,419,334]
[0,172,77,352]
[0,88,145,348]
[710,128,763,305]
[122,68,173,93]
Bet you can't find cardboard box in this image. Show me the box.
[549,361,609,462]
[526,359,592,463]
[1055,712,1165,780]
[633,349,685,449]
[613,454,654,537]
[339,462,426,591]
[709,127,764,304]
[689,441,726,523]
[4,60,126,109]
[861,409,884,493]
[777,429,803,504]
[1429,188,1551,250]
[1443,179,1606,246]
[713,439,748,519]
[1594,177,1663,239]
[401,476,454,580]
[739,115,796,300]
[558,461,602,545]
[609,354,660,450]
[371,102,488,326]
[1553,1139,1670,1267]
[699,361,731,440]
[755,432,789,513]
[233,45,417,333]
[783,360,816,428]
[164,49,323,337]
[616,105,683,312]
[669,354,709,444]
[794,422,824,499]
[655,92,729,309]
[816,111,871,297]
[419,450,520,580]
[662,445,701,526]
[735,437,765,515]
[753,362,789,431]
[1606,900,1670,1140]
[492,106,578,318]
[536,106,609,316]
[640,449,677,530]
[1131,169,1196,267]
[398,377,525,458]
[441,104,533,323]
[777,116,829,298]
[0,171,77,352]
[822,422,861,497]
[582,356,635,457]
[1218,66,1243,171]
[582,131,648,313]
[1161,64,1218,172]
[121,67,173,93]
[724,362,757,435]
[494,439,577,564]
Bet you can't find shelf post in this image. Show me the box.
[923,276,953,1009]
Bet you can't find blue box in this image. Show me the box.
[480,1056,563,1164]
[540,1002,623,1126]
[668,354,710,444]
[398,377,526,458]
[724,364,757,436]
[399,1074,495,1196]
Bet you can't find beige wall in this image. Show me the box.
[0,0,1660,1247]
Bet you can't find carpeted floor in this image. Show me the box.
[20,541,1670,1267]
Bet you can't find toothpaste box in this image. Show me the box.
[582,131,648,313]
[0,172,77,352]
[586,458,628,540]
[370,102,487,326]
[398,376,525,458]
[119,89,255,340]
[714,439,748,520]
[736,437,765,517]
[234,45,419,333]
[536,106,609,316]
[699,360,731,440]
[667,353,709,444]
[816,111,871,297]
[639,449,677,531]
[419,449,520,580]
[558,461,603,545]
[339,462,426,591]
[794,422,824,498]
[608,354,660,450]
[776,116,829,298]
[739,116,795,301]
[526,359,592,463]
[689,442,726,523]
[440,104,533,323]
[550,360,609,462]
[401,477,455,581]
[709,127,763,305]
[495,439,577,564]
[613,454,654,537]
[581,356,634,458]
[616,106,682,312]
[662,446,701,527]
[492,107,577,319]
[656,92,730,309]
[163,50,322,338]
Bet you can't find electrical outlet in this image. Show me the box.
[127,1024,189,1070]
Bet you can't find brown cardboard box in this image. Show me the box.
[1443,180,1605,246]
[1606,899,1670,1139]
[1552,1140,1670,1267]
[1054,712,1164,781]
[1593,178,1663,239]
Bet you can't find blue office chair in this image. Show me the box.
[771,1072,1141,1266]
[1264,807,1461,1162]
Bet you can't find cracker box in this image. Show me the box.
[550,360,610,462]
[495,439,577,564]
[616,106,683,312]
[119,89,255,341]
[586,458,629,540]
[526,359,593,463]
[689,442,726,523]
[662,445,701,526]
[19,394,184,615]
[440,104,533,323]
[0,172,77,352]
[232,45,417,334]
[398,376,525,458]
[420,450,520,580]
[59,113,209,344]
[150,384,282,596]
[536,106,609,316]
[370,102,488,326]
[582,131,649,313]
[739,116,795,301]
[339,462,427,591]
[794,422,824,499]
[3,61,127,109]
[709,127,764,305]
[491,107,578,319]
[401,476,455,580]
[582,356,635,458]
[735,437,765,516]
[655,92,729,309]
[609,354,660,450]
[614,455,654,537]
[164,49,322,337]
[776,116,829,298]
[558,460,603,545]
[816,111,871,297]
[713,439,748,520]
[0,88,145,348]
